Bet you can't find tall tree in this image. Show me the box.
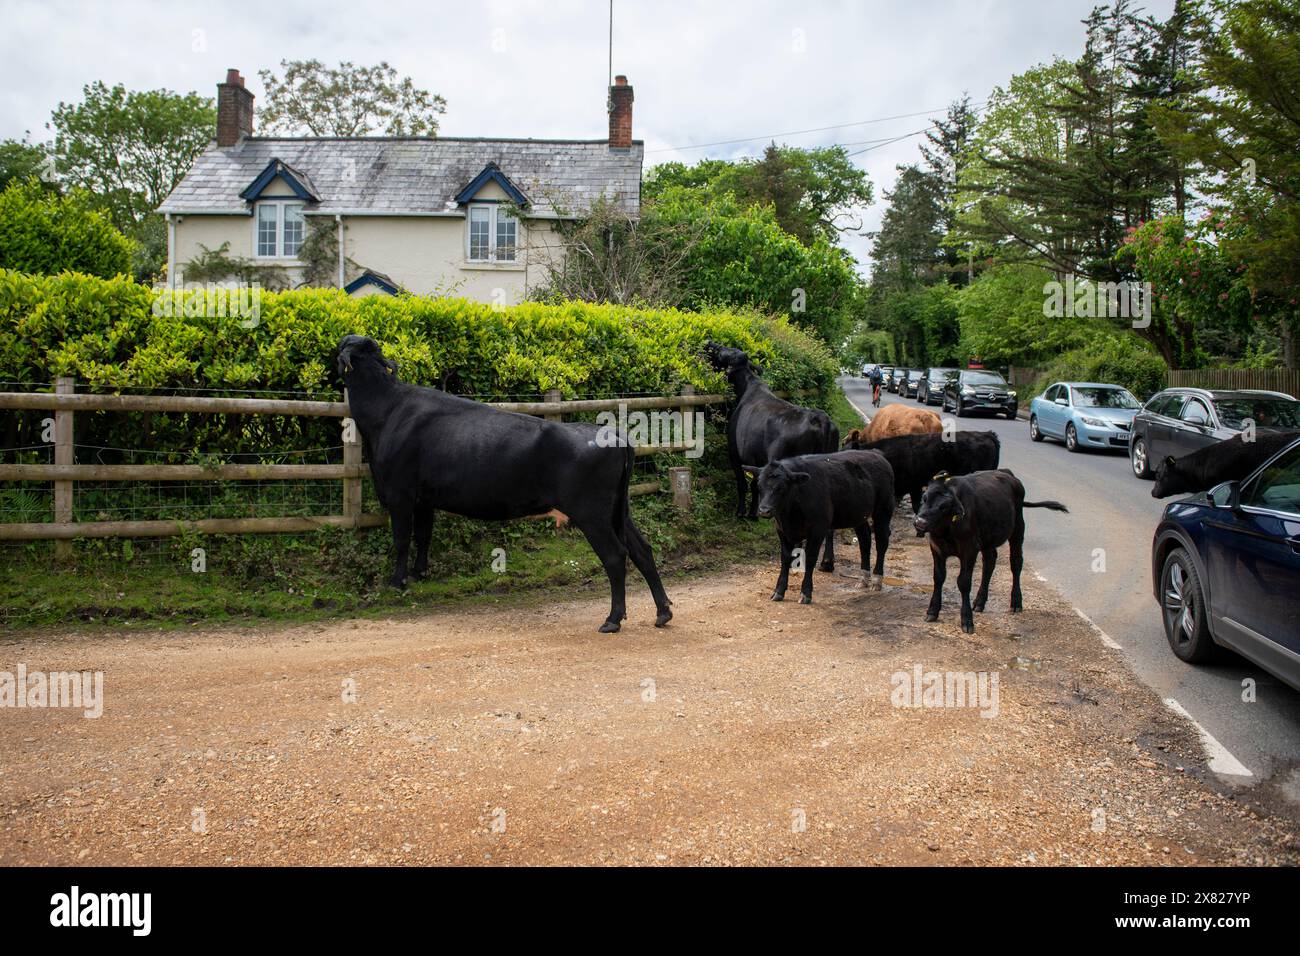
[258,60,446,137]
[50,82,215,229]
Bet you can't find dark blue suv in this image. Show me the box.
[1151,436,1300,691]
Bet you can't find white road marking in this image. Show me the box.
[1162,697,1254,778]
[1071,605,1123,650]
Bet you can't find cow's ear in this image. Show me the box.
[791,471,811,484]
[742,465,762,475]
[384,358,398,375]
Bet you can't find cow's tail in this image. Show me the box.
[825,417,840,455]
[613,444,634,540]
[1024,500,1069,513]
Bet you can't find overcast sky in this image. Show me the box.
[1,0,1175,274]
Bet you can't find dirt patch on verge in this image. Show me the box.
[2,524,1296,866]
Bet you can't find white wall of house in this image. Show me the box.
[170,204,567,303]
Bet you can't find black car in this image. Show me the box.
[899,369,924,399]
[1129,387,1300,479]
[1151,435,1300,691]
[918,367,956,406]
[885,367,902,393]
[942,370,1018,418]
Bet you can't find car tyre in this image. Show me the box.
[955,398,966,418]
[1131,436,1152,478]
[1160,549,1217,663]
[1065,423,1080,452]
[1029,415,1043,442]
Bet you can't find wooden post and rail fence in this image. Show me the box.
[0,379,817,548]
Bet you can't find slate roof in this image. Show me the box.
[159,137,643,218]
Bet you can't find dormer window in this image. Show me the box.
[255,201,305,258]
[467,204,517,263]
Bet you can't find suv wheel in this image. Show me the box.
[1161,549,1216,663]
[1131,436,1152,478]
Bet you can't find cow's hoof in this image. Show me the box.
[1010,605,1023,614]
[770,591,785,602]
[962,621,975,634]
[972,602,986,613]
[599,620,622,634]
[925,611,939,622]
[654,607,673,627]
[799,594,812,605]
[870,574,884,592]
[388,577,408,590]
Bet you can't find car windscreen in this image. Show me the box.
[927,368,953,378]
[1072,387,1140,409]
[1215,398,1300,430]
[908,370,922,380]
[962,371,1007,387]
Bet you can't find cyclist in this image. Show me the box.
[869,365,884,407]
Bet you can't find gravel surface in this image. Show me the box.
[3,522,1297,866]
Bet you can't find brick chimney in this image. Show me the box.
[608,75,633,149]
[216,68,255,147]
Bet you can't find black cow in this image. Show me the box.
[337,334,672,633]
[912,470,1068,634]
[1152,429,1300,498]
[748,450,894,604]
[704,342,840,567]
[843,430,1001,515]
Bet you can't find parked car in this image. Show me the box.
[899,368,924,399]
[1151,435,1300,691]
[918,367,957,406]
[942,370,1018,418]
[879,365,895,389]
[1029,382,1141,452]
[860,363,879,379]
[1130,388,1300,479]
[885,367,902,393]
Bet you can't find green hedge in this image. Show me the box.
[0,180,134,280]
[0,270,838,461]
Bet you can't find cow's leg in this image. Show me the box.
[972,546,997,612]
[411,504,435,580]
[746,471,760,520]
[855,523,873,588]
[925,550,946,621]
[772,532,795,601]
[871,505,890,589]
[387,500,414,589]
[1009,511,1026,613]
[624,515,673,627]
[576,521,628,633]
[799,533,823,604]
[957,550,977,633]
[819,528,835,572]
[731,463,749,519]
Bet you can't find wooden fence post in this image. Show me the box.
[53,376,74,562]
[544,388,563,423]
[341,389,362,525]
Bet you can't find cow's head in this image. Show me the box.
[913,472,966,535]
[747,461,809,519]
[1151,454,1190,499]
[337,334,398,382]
[703,341,759,377]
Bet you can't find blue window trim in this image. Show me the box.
[454,162,529,207]
[240,159,319,203]
[343,272,400,296]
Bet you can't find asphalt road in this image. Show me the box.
[841,377,1300,814]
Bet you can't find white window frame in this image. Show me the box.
[253,200,306,259]
[465,203,519,263]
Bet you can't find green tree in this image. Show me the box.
[0,178,133,278]
[0,137,53,191]
[50,81,215,229]
[258,60,446,136]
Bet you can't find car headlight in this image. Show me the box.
[1080,416,1109,427]
[961,386,975,396]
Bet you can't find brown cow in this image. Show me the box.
[848,404,943,443]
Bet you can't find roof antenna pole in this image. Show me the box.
[608,0,614,98]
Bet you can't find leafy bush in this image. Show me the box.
[0,179,133,279]
[956,263,1100,365]
[0,270,838,460]
[1026,333,1168,401]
